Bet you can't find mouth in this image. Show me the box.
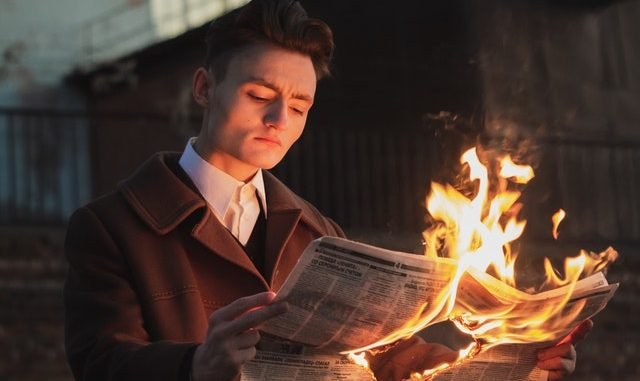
[255,136,282,146]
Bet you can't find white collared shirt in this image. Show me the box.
[178,138,267,245]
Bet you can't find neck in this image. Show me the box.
[193,141,258,182]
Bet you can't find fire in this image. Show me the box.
[407,342,480,380]
[346,147,618,379]
[499,155,535,184]
[348,352,370,368]
[552,209,566,240]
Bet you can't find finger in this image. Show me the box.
[372,364,394,381]
[369,337,422,374]
[547,369,570,381]
[537,355,575,373]
[230,346,258,366]
[374,344,427,381]
[373,361,407,381]
[392,365,407,381]
[537,343,575,362]
[210,292,277,323]
[372,339,457,381]
[559,319,593,346]
[221,300,288,336]
[232,329,261,349]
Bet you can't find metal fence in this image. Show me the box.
[0,108,91,225]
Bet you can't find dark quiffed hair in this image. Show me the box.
[205,0,334,80]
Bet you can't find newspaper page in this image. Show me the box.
[241,339,373,381]
[431,344,548,381]
[455,268,618,341]
[437,270,618,381]
[261,236,457,352]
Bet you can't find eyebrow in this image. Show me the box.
[247,77,314,103]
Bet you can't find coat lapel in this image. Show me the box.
[263,171,313,285]
[119,153,327,291]
[264,209,302,284]
[119,153,270,288]
[191,208,269,288]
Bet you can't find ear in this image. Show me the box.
[192,67,212,108]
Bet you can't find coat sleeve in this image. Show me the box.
[326,217,347,239]
[64,206,197,381]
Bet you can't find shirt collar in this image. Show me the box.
[178,138,267,219]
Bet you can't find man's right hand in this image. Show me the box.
[191,291,287,381]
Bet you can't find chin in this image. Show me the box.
[244,152,285,170]
[255,160,281,170]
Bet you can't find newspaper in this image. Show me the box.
[241,339,372,381]
[261,237,458,352]
[431,343,549,381]
[454,268,617,341]
[254,236,618,381]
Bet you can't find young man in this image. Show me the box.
[63,1,586,380]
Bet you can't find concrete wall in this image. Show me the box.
[0,0,246,107]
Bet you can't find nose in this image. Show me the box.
[263,99,288,130]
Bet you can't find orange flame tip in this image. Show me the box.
[552,209,566,240]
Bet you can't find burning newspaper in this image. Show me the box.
[251,236,617,381]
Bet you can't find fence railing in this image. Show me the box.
[0,108,91,225]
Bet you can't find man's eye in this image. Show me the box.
[248,93,269,102]
[290,107,304,116]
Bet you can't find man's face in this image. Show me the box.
[195,42,317,180]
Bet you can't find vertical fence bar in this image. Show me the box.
[370,130,384,228]
[330,128,346,225]
[70,117,81,221]
[357,130,373,229]
[15,113,25,222]
[7,112,16,223]
[301,128,316,206]
[398,131,413,230]
[0,114,4,224]
[316,127,331,217]
[344,129,359,228]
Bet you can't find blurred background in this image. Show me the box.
[0,0,638,380]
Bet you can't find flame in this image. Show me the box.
[408,342,481,380]
[348,352,370,369]
[499,155,535,184]
[552,209,566,240]
[346,146,618,380]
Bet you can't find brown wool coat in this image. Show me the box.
[64,152,345,381]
